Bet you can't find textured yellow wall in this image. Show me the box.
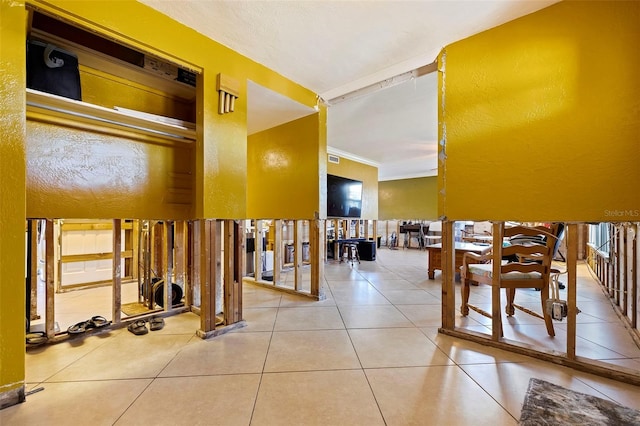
[0,0,27,401]
[327,157,378,220]
[439,1,640,222]
[247,114,323,219]
[25,0,319,219]
[26,121,194,219]
[379,177,438,220]
[1,0,323,400]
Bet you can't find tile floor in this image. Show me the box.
[4,247,640,425]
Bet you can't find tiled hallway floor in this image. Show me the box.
[4,248,640,425]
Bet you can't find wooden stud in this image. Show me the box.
[112,219,122,324]
[310,219,325,300]
[199,219,220,333]
[566,223,578,359]
[28,220,39,322]
[294,220,303,291]
[224,220,243,324]
[186,221,195,309]
[491,222,504,341]
[174,221,187,290]
[441,220,456,330]
[45,219,55,338]
[632,224,638,329]
[255,220,263,282]
[223,220,234,324]
[273,219,282,285]
[162,221,172,311]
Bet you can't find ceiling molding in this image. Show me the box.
[378,169,438,182]
[327,147,379,168]
[326,61,437,106]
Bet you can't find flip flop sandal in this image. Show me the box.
[89,315,111,329]
[149,317,165,331]
[67,320,91,334]
[127,319,148,335]
[26,332,47,346]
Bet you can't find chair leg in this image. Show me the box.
[505,288,516,316]
[461,278,470,316]
[540,285,555,337]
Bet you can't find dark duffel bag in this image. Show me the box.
[27,40,82,101]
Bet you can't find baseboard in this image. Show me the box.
[0,385,25,410]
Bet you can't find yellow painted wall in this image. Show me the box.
[247,114,324,219]
[24,0,320,219]
[439,1,640,222]
[1,0,324,402]
[379,177,438,220]
[0,0,27,402]
[327,157,378,220]
[26,121,194,219]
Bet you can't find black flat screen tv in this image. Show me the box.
[327,174,363,218]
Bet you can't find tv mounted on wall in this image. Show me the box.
[327,174,363,218]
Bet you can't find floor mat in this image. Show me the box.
[121,302,156,317]
[519,378,640,425]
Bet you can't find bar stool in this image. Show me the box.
[345,243,360,265]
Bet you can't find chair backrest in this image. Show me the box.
[427,221,442,234]
[501,225,557,278]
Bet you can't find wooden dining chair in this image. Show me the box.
[459,224,558,336]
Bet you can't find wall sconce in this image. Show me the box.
[217,73,239,114]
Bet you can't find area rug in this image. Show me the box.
[519,378,640,425]
[121,302,155,317]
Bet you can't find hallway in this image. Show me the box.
[4,248,639,425]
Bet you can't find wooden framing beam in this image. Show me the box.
[273,219,282,285]
[223,220,243,324]
[310,219,325,299]
[491,222,504,341]
[255,220,263,282]
[566,223,578,359]
[441,220,456,330]
[28,220,39,321]
[45,219,55,338]
[198,219,220,334]
[294,220,303,291]
[112,219,122,324]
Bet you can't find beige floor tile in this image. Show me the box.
[236,307,278,332]
[115,375,261,426]
[574,322,640,358]
[252,370,384,425]
[349,328,454,368]
[160,332,271,376]
[264,330,360,372]
[368,278,419,291]
[339,305,414,328]
[395,304,442,327]
[572,371,640,410]
[25,330,120,383]
[426,330,533,365]
[146,311,200,335]
[377,288,441,305]
[279,291,336,307]
[461,361,617,420]
[274,306,345,331]
[242,284,283,308]
[366,366,517,426]
[0,379,151,426]
[330,284,390,306]
[47,332,192,381]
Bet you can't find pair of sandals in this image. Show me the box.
[67,315,111,334]
[127,317,164,335]
[26,331,48,347]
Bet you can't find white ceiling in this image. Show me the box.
[139,0,559,180]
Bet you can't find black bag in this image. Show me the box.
[27,40,82,101]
